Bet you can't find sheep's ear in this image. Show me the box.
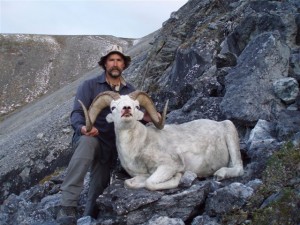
[136,110,144,120]
[106,113,114,123]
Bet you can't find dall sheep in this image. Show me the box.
[79,91,244,191]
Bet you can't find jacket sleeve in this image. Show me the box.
[70,81,92,137]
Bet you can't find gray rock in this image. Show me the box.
[289,49,300,81]
[247,119,278,153]
[208,23,218,30]
[191,215,220,225]
[143,215,184,225]
[220,31,289,125]
[246,120,283,166]
[273,77,299,104]
[245,179,263,191]
[0,98,73,203]
[215,52,237,68]
[179,171,197,188]
[166,96,224,124]
[77,216,96,225]
[97,180,212,225]
[164,41,215,92]
[292,132,300,147]
[276,109,300,141]
[205,182,254,216]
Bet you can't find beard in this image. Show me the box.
[107,66,122,78]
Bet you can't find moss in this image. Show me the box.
[39,167,65,184]
[263,142,300,190]
[221,142,300,225]
[251,143,300,225]
[252,188,300,225]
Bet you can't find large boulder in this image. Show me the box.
[220,31,290,125]
[95,180,212,225]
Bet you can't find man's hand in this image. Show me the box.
[143,111,161,123]
[81,126,99,136]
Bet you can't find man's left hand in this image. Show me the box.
[143,111,161,123]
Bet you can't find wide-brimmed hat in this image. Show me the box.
[98,45,131,70]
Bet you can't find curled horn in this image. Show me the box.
[78,91,120,132]
[129,91,168,130]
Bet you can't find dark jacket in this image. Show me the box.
[70,72,135,148]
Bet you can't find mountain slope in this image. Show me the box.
[0,31,156,203]
[0,34,134,120]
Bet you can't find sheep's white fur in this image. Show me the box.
[104,94,244,191]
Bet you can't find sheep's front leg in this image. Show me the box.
[214,165,244,181]
[145,165,182,191]
[124,175,148,189]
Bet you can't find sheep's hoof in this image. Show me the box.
[124,178,146,189]
[213,168,227,181]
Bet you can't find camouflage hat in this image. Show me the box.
[98,45,131,70]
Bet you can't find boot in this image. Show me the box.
[83,202,99,219]
[56,206,77,223]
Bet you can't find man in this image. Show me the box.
[57,45,136,220]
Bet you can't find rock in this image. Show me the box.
[0,193,59,225]
[179,171,197,188]
[289,49,300,81]
[276,110,300,141]
[164,42,215,92]
[0,99,73,203]
[208,22,218,30]
[292,132,300,147]
[77,216,96,225]
[97,180,212,224]
[245,179,263,191]
[166,96,224,124]
[191,215,220,225]
[143,215,184,225]
[273,77,299,104]
[220,31,289,125]
[260,191,284,209]
[205,182,254,216]
[246,119,281,158]
[37,133,44,139]
[244,120,283,179]
[215,52,237,68]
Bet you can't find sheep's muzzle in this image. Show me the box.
[121,108,132,117]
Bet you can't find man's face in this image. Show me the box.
[105,53,125,78]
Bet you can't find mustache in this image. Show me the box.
[108,66,122,72]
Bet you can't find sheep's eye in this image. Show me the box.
[135,106,140,110]
[111,106,116,111]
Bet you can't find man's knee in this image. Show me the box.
[73,136,101,159]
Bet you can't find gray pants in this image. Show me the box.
[60,135,112,217]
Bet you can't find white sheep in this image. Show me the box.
[79,91,244,191]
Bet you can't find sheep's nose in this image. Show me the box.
[123,106,131,110]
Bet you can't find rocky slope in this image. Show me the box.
[0,0,300,224]
[0,31,156,203]
[0,34,134,120]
